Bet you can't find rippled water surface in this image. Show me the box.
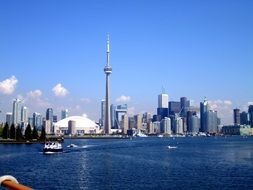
[1,137,253,190]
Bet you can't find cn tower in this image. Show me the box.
[104,35,112,135]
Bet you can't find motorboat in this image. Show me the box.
[167,146,177,149]
[43,141,63,154]
[67,144,78,148]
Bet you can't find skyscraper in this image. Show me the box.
[180,97,190,117]
[21,106,28,125]
[200,98,209,132]
[233,108,240,125]
[104,35,112,135]
[206,110,218,133]
[61,109,68,120]
[100,99,105,128]
[248,105,253,127]
[6,112,12,126]
[158,94,169,108]
[160,117,171,134]
[169,101,181,115]
[46,108,53,122]
[12,98,22,126]
[188,115,200,134]
[33,112,42,129]
[240,111,249,125]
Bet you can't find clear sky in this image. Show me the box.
[0,0,253,124]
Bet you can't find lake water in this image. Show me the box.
[0,137,253,190]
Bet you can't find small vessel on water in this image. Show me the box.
[67,144,78,148]
[167,146,177,149]
[43,141,63,154]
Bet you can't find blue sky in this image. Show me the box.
[0,0,253,124]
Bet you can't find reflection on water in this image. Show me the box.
[0,137,253,190]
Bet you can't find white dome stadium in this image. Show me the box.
[54,116,100,135]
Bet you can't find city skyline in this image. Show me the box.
[0,0,253,124]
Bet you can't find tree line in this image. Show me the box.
[1,123,46,141]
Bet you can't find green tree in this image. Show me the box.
[16,125,23,141]
[32,126,38,140]
[10,124,16,139]
[2,123,9,139]
[40,126,46,141]
[25,124,32,140]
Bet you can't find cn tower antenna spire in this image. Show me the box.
[106,34,110,67]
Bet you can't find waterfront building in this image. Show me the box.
[134,114,143,130]
[121,114,129,134]
[104,35,112,135]
[12,98,22,126]
[68,120,77,135]
[200,98,209,132]
[61,109,68,120]
[54,116,100,135]
[6,112,12,126]
[233,108,240,125]
[205,110,218,133]
[128,117,135,129]
[240,111,249,125]
[188,115,200,134]
[160,117,171,134]
[221,125,253,136]
[147,122,154,134]
[169,101,181,115]
[100,99,105,129]
[175,117,184,134]
[248,105,253,127]
[153,121,161,134]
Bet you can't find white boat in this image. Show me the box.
[158,135,163,138]
[167,146,177,149]
[136,132,148,137]
[43,141,63,154]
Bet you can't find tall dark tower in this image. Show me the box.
[233,108,240,125]
[104,35,112,134]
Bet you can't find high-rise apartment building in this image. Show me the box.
[12,98,22,126]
